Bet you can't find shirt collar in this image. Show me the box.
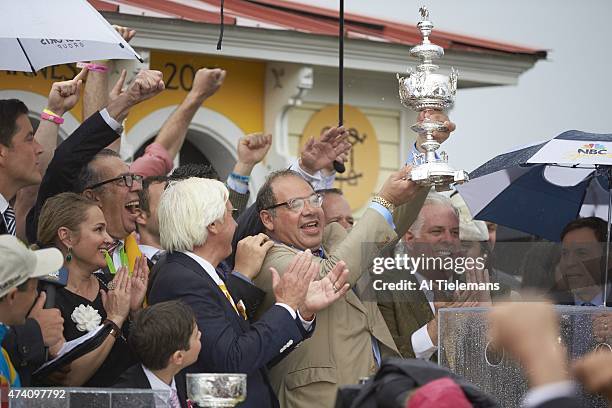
[0,193,8,214]
[181,251,223,285]
[141,365,176,405]
[139,244,161,261]
[271,240,325,258]
[574,285,610,306]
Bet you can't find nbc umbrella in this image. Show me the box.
[0,0,141,72]
[456,130,612,302]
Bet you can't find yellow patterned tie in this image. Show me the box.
[218,283,246,320]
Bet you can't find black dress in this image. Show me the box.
[54,271,136,387]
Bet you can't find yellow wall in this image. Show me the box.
[128,51,265,136]
[0,64,84,118]
[0,53,266,141]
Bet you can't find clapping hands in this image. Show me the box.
[271,250,350,321]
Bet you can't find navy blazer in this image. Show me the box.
[148,252,312,408]
[113,364,188,408]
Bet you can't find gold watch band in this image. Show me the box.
[372,195,395,212]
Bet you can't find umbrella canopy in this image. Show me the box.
[456,130,612,241]
[0,0,141,72]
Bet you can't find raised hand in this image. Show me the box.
[464,266,492,305]
[300,261,350,317]
[488,300,569,388]
[237,133,272,169]
[28,291,65,351]
[592,312,612,344]
[300,126,351,174]
[415,110,456,150]
[129,256,149,311]
[46,67,88,116]
[100,267,132,326]
[270,250,318,314]
[125,69,165,105]
[112,25,136,43]
[107,69,164,122]
[108,69,127,103]
[190,68,226,101]
[573,350,612,401]
[234,234,274,280]
[378,165,420,206]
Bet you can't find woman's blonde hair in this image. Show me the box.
[37,192,98,247]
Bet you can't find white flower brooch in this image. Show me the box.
[71,304,102,332]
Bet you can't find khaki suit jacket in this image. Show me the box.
[253,189,428,408]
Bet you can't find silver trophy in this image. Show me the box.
[186,373,247,407]
[397,6,468,191]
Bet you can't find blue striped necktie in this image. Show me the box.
[4,205,16,236]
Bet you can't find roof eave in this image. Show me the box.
[103,12,544,87]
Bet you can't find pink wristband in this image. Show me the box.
[41,110,64,125]
[77,62,108,73]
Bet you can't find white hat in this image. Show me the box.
[450,193,489,242]
[0,235,63,298]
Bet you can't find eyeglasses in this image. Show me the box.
[264,193,323,212]
[85,173,143,190]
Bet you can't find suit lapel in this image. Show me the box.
[170,253,250,332]
[135,365,153,388]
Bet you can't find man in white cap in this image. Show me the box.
[450,192,521,298]
[0,235,64,388]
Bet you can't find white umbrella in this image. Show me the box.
[0,0,141,72]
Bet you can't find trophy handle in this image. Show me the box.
[484,340,504,367]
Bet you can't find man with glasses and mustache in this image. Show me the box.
[250,164,430,408]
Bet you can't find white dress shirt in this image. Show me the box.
[289,160,336,191]
[142,364,177,408]
[139,244,161,261]
[99,108,123,133]
[0,193,9,232]
[410,273,437,360]
[181,251,314,330]
[522,381,576,408]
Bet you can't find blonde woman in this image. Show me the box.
[37,192,148,386]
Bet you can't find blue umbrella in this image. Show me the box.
[456,130,612,303]
[457,130,612,241]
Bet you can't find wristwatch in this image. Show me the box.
[372,195,396,213]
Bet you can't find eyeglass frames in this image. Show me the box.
[85,173,143,190]
[264,193,323,212]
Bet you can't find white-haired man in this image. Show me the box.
[148,177,349,408]
[378,192,489,360]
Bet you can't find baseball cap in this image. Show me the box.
[0,235,63,298]
[450,193,489,242]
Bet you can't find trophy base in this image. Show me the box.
[410,161,469,191]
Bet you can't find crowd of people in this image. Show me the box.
[0,26,611,408]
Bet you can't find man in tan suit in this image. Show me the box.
[251,164,428,408]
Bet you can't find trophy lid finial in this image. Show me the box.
[419,6,429,21]
[417,5,433,43]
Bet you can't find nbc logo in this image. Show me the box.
[577,143,608,155]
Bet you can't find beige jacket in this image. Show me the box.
[253,189,428,408]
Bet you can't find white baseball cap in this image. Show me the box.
[450,193,489,242]
[0,235,64,298]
